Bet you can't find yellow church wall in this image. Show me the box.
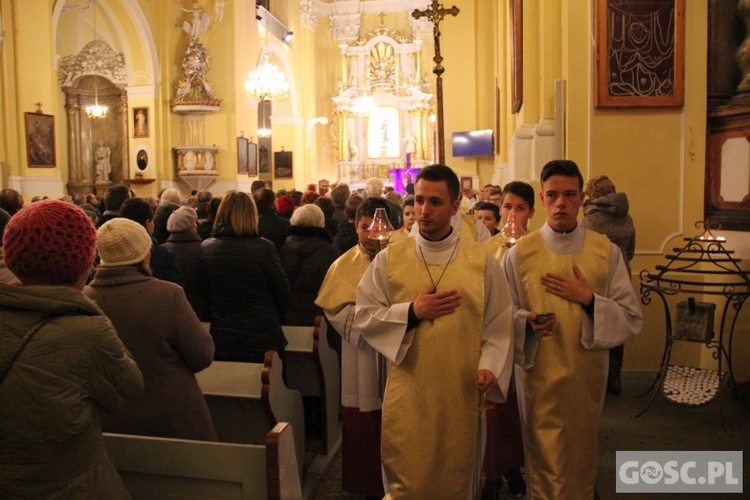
[313,17,337,182]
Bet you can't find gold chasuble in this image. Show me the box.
[383,238,485,499]
[316,245,372,319]
[516,230,610,499]
[460,212,479,241]
[484,233,506,261]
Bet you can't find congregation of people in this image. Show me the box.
[0,160,642,499]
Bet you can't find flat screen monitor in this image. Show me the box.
[452,129,494,157]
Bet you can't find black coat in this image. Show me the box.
[161,232,208,321]
[199,230,291,362]
[150,236,185,288]
[333,222,358,254]
[258,208,291,251]
[279,226,340,326]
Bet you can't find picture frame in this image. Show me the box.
[133,107,149,138]
[274,151,293,178]
[460,176,473,191]
[595,0,685,107]
[24,112,56,167]
[510,0,523,114]
[237,137,249,174]
[248,142,258,176]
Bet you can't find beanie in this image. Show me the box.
[97,218,153,267]
[167,206,197,233]
[3,199,97,285]
[276,195,295,216]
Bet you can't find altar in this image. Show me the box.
[331,19,434,191]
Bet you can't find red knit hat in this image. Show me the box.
[3,199,97,285]
[276,195,295,216]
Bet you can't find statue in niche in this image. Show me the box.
[347,136,359,161]
[94,140,111,182]
[405,135,417,155]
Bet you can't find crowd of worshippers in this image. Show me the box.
[0,161,640,499]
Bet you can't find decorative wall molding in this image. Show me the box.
[300,0,319,30]
[58,40,127,87]
[8,175,65,198]
[330,13,361,40]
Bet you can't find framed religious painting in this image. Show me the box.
[133,107,149,138]
[24,112,56,167]
[595,0,685,107]
[237,137,248,174]
[460,176,473,191]
[274,151,293,178]
[247,142,258,176]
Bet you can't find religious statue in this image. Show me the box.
[182,2,211,39]
[94,140,111,182]
[348,136,359,162]
[405,135,417,155]
[214,0,225,24]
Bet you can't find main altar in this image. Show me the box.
[332,19,434,191]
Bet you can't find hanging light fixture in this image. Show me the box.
[245,55,290,102]
[85,0,108,119]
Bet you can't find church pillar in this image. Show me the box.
[116,94,128,182]
[65,94,81,185]
[539,1,562,120]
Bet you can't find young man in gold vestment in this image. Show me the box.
[314,197,390,497]
[356,164,514,499]
[502,160,643,499]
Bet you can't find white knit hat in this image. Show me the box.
[97,218,153,267]
[167,206,197,233]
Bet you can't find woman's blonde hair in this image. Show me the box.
[583,175,616,200]
[213,191,259,236]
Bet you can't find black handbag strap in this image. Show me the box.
[0,315,57,387]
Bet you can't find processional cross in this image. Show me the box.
[412,0,459,165]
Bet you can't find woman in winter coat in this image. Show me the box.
[582,175,636,395]
[0,200,143,498]
[200,191,292,363]
[279,204,340,325]
[85,218,217,441]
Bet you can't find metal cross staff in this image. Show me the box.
[412,0,459,165]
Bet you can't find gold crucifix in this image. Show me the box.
[412,0,459,165]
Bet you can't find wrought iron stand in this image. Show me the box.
[637,222,750,418]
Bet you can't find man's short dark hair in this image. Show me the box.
[0,189,24,215]
[314,197,335,218]
[197,190,212,204]
[253,188,276,211]
[250,180,266,193]
[415,164,460,202]
[501,181,535,209]
[355,197,389,223]
[540,160,584,191]
[0,208,11,242]
[401,195,414,208]
[331,184,351,207]
[103,184,131,212]
[344,195,364,220]
[473,201,500,222]
[120,197,155,227]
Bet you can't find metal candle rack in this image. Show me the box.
[637,221,750,417]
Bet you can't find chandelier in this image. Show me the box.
[245,55,290,102]
[85,0,108,119]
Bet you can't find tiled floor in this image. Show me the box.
[307,372,750,499]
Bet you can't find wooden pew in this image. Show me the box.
[104,422,302,500]
[195,349,305,479]
[283,316,341,455]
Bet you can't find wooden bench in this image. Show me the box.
[283,316,341,455]
[195,349,305,479]
[104,422,302,500]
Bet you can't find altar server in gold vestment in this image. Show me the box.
[357,164,514,499]
[502,160,642,499]
[314,197,389,497]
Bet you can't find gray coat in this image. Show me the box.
[0,283,143,497]
[582,192,636,275]
[85,265,217,441]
